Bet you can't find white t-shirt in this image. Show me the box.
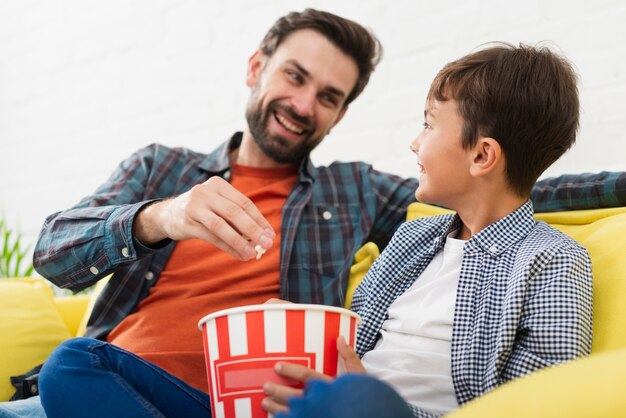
[361,234,466,415]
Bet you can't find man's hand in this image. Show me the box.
[133,176,275,261]
[262,337,366,414]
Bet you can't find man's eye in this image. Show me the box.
[286,71,302,83]
[320,94,338,106]
[423,121,431,130]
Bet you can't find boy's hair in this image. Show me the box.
[259,8,383,107]
[428,43,580,196]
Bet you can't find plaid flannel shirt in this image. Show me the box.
[33,133,416,339]
[33,131,620,340]
[351,201,593,417]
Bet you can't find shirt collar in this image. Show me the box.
[465,200,536,256]
[197,131,318,183]
[430,200,535,256]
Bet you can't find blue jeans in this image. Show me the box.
[39,337,413,418]
[39,338,212,418]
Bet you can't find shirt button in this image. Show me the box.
[322,211,332,220]
[223,170,231,180]
[145,271,155,281]
[89,266,99,275]
[121,247,129,257]
[489,245,498,254]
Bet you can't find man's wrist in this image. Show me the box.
[133,200,168,245]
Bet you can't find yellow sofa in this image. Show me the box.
[0,279,101,400]
[1,202,625,416]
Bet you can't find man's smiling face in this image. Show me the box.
[245,29,359,164]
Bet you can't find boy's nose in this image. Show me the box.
[410,136,421,154]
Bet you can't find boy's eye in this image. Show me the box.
[423,121,431,129]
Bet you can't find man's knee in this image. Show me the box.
[40,338,102,385]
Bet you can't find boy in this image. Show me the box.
[264,43,593,418]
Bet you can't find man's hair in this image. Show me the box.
[428,43,580,196]
[260,8,383,106]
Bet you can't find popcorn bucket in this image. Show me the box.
[198,304,361,418]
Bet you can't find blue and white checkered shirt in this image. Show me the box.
[351,201,593,417]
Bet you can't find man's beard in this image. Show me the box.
[245,101,323,164]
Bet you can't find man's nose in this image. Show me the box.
[291,87,316,118]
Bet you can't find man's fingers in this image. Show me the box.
[200,177,276,252]
[210,198,274,248]
[337,336,366,373]
[187,224,254,261]
[211,177,276,236]
[192,213,257,260]
[264,298,293,304]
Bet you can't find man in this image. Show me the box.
[1,7,624,418]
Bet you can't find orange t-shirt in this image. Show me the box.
[107,164,299,392]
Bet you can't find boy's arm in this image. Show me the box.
[501,243,593,383]
[531,171,626,211]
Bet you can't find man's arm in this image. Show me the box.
[531,171,626,211]
[33,145,274,292]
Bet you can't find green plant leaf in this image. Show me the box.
[0,214,35,278]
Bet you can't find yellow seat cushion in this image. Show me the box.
[446,346,626,418]
[0,278,72,401]
[344,243,380,309]
[54,295,91,337]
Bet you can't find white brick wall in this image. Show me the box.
[1,0,625,250]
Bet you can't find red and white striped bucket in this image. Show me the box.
[198,303,361,418]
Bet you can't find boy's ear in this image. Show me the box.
[469,137,502,177]
[246,49,266,88]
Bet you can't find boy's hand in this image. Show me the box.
[262,337,365,414]
[336,336,366,373]
[262,362,331,414]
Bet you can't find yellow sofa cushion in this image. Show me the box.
[534,209,626,353]
[54,295,91,337]
[0,278,72,401]
[446,346,626,418]
[344,243,380,309]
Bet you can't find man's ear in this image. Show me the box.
[469,137,502,177]
[246,49,266,88]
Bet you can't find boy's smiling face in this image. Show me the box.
[411,99,474,209]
